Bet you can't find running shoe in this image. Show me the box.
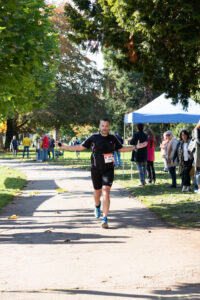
[94,201,101,218]
[101,216,109,229]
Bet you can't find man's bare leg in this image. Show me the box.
[102,185,111,217]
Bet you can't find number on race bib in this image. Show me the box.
[104,153,114,164]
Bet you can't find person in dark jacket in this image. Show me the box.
[48,136,55,159]
[10,136,18,157]
[130,123,148,186]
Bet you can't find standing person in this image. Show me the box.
[188,121,200,194]
[22,134,31,159]
[35,137,42,162]
[42,134,49,162]
[175,129,193,192]
[130,123,148,186]
[166,130,179,188]
[57,118,147,228]
[114,131,123,167]
[10,136,18,157]
[160,132,169,172]
[74,137,81,159]
[146,129,156,184]
[49,135,55,159]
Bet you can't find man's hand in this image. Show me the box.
[55,141,62,147]
[137,140,148,149]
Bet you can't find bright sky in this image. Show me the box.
[46,0,104,70]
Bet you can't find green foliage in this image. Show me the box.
[0,0,59,118]
[65,0,200,105]
[170,123,196,138]
[17,9,107,134]
[103,48,155,135]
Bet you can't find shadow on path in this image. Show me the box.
[1,283,200,299]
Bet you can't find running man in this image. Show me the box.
[57,119,147,228]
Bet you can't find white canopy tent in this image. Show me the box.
[124,93,200,124]
[122,93,200,178]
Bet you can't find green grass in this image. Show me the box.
[0,166,26,210]
[0,147,36,161]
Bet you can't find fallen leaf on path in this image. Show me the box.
[143,275,153,279]
[11,202,16,205]
[64,239,71,243]
[28,191,40,196]
[56,188,67,193]
[148,231,151,233]
[56,211,61,214]
[44,227,54,233]
[16,192,23,197]
[8,215,19,219]
[166,287,172,291]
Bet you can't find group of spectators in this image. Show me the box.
[35,134,55,162]
[114,122,200,194]
[122,122,200,194]
[160,123,200,193]
[10,134,55,162]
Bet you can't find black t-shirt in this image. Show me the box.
[130,131,148,162]
[82,132,123,169]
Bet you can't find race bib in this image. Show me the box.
[104,153,114,163]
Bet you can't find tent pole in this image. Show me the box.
[131,121,134,180]
[123,121,126,179]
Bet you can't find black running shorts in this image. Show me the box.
[91,167,114,190]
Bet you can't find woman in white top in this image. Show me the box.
[176,129,193,192]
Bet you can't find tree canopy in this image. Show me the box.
[15,6,107,136]
[0,0,59,118]
[65,0,200,106]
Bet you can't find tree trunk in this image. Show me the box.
[0,134,3,149]
[5,119,18,150]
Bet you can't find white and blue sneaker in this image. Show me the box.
[94,201,101,218]
[101,216,109,229]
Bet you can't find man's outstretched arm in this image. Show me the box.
[56,143,86,151]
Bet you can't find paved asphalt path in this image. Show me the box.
[0,159,200,300]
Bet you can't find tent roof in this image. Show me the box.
[124,93,200,124]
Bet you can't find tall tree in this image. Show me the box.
[65,0,200,106]
[15,6,107,137]
[0,0,59,119]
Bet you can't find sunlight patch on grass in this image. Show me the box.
[0,166,26,210]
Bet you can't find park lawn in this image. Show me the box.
[0,147,36,161]
[0,166,26,210]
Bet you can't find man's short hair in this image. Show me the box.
[100,118,110,124]
[137,123,144,131]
